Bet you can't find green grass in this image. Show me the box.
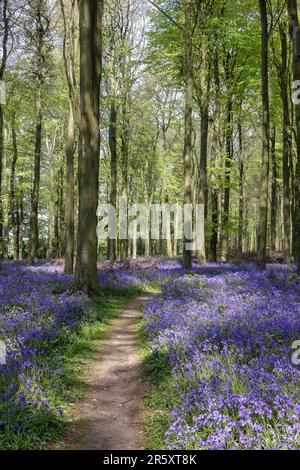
[139,316,179,450]
[0,284,145,450]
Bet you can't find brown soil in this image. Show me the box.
[66,294,153,450]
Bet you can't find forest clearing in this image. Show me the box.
[0,0,300,455]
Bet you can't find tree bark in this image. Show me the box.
[220,51,235,261]
[65,102,76,272]
[257,0,270,265]
[75,0,103,294]
[238,120,244,254]
[28,1,47,265]
[183,0,193,269]
[108,101,117,261]
[0,0,9,258]
[10,114,19,260]
[61,0,79,273]
[197,50,209,264]
[28,77,42,264]
[120,95,130,260]
[210,51,220,262]
[162,127,172,257]
[278,23,292,262]
[270,126,277,252]
[287,0,300,272]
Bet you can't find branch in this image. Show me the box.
[147,0,183,31]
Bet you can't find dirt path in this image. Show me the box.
[67,294,153,450]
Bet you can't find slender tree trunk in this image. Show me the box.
[162,129,172,257]
[120,96,130,260]
[65,102,75,272]
[59,162,65,255]
[210,51,220,262]
[270,126,277,252]
[2,148,8,259]
[0,0,8,259]
[61,0,79,273]
[28,79,42,264]
[54,182,60,257]
[75,0,103,294]
[238,120,244,253]
[108,101,117,261]
[278,24,292,262]
[220,77,233,261]
[257,0,270,265]
[10,115,19,260]
[28,3,46,265]
[197,69,209,264]
[144,189,150,259]
[46,200,53,259]
[287,0,300,271]
[18,171,24,260]
[183,0,193,269]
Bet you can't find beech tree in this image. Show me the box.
[74,0,103,294]
[287,0,300,272]
[182,0,193,270]
[257,0,270,266]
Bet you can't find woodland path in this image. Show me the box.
[67,294,154,450]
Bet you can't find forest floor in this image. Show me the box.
[65,294,154,450]
[2,259,299,450]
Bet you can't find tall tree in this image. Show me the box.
[270,126,277,252]
[10,112,19,260]
[0,0,9,258]
[257,0,270,265]
[75,0,103,294]
[60,0,79,273]
[287,0,300,272]
[279,23,292,263]
[182,0,193,269]
[237,116,244,254]
[220,50,236,261]
[107,7,118,262]
[272,22,292,262]
[196,39,210,264]
[27,0,50,264]
[209,49,220,262]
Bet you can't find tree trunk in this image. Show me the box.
[238,120,244,254]
[257,0,270,265]
[279,24,292,262]
[61,0,79,273]
[120,95,130,260]
[0,0,8,259]
[28,79,42,264]
[28,2,46,265]
[46,200,53,259]
[220,71,233,261]
[108,101,117,261]
[162,129,172,257]
[270,126,277,252]
[197,70,209,264]
[287,0,300,272]
[10,115,19,260]
[75,0,103,294]
[183,0,193,269]
[65,102,76,272]
[18,171,24,261]
[210,51,220,262]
